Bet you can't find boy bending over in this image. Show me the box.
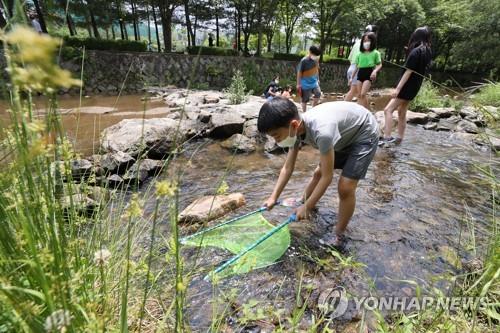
[258,98,378,249]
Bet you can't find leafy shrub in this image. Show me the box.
[186,46,238,56]
[273,53,303,62]
[63,36,147,52]
[473,81,500,107]
[224,70,253,104]
[410,80,445,112]
[59,46,83,61]
[322,57,350,65]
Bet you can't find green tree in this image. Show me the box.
[277,0,303,53]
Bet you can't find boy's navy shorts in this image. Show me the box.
[333,134,378,180]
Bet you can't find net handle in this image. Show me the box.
[205,213,297,281]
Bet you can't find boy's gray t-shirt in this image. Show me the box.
[294,101,378,154]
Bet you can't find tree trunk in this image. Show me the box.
[147,5,151,46]
[215,11,219,46]
[124,24,129,40]
[0,13,6,28]
[256,0,262,56]
[116,0,125,40]
[152,5,161,52]
[159,3,173,52]
[237,9,242,51]
[111,23,116,39]
[0,3,7,28]
[193,15,198,46]
[119,20,125,40]
[184,0,193,47]
[88,7,100,38]
[85,14,93,37]
[277,30,281,53]
[33,0,48,33]
[66,13,76,36]
[266,32,273,52]
[131,1,139,40]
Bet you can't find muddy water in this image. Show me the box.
[1,93,495,329]
[0,95,166,156]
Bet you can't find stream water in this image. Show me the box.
[0,93,496,330]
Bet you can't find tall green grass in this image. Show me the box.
[473,81,500,107]
[0,21,184,332]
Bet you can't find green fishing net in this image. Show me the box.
[182,213,291,279]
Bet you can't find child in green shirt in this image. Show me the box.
[349,32,382,109]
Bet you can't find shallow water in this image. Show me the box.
[1,93,496,329]
[161,127,495,330]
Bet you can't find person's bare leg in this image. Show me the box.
[345,85,355,101]
[312,97,319,107]
[303,166,321,201]
[336,176,359,235]
[301,102,307,112]
[358,81,371,109]
[352,84,360,101]
[383,98,404,139]
[396,100,410,141]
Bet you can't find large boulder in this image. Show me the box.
[428,107,454,118]
[123,159,163,184]
[101,118,202,158]
[61,194,98,217]
[456,119,479,134]
[179,193,246,224]
[99,151,135,174]
[459,106,478,119]
[405,110,429,124]
[208,112,246,138]
[242,118,262,139]
[264,135,284,154]
[436,120,455,132]
[230,96,266,119]
[203,93,221,104]
[70,159,94,181]
[220,134,256,153]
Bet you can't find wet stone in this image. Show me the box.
[423,122,437,131]
[406,111,429,124]
[428,107,454,118]
[220,134,256,153]
[456,119,479,134]
[178,193,246,224]
[100,151,135,174]
[106,174,124,188]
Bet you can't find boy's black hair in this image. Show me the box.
[309,45,321,56]
[360,32,377,52]
[257,97,299,133]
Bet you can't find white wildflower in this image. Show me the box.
[44,309,72,332]
[93,248,112,266]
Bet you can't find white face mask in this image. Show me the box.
[311,55,319,61]
[363,42,371,50]
[277,122,300,148]
[275,79,280,84]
